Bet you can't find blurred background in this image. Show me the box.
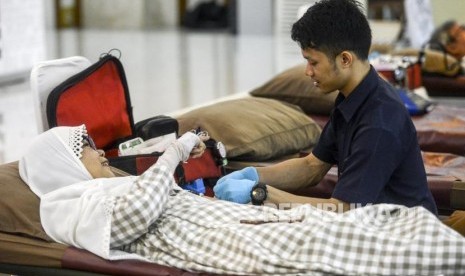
[0,0,464,163]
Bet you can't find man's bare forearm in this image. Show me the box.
[256,153,331,192]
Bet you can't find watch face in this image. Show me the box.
[252,187,267,201]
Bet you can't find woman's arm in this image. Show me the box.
[110,165,173,248]
[110,132,203,248]
[266,185,350,212]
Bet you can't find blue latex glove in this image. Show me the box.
[214,167,259,204]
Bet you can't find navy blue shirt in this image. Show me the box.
[313,66,437,214]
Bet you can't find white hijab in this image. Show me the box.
[19,125,145,261]
[19,125,93,197]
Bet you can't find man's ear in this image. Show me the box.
[340,51,353,67]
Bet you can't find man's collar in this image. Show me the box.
[335,66,378,122]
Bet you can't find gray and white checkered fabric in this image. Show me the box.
[111,166,465,275]
[111,165,175,247]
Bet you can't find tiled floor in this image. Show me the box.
[0,28,304,163]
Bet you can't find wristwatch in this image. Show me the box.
[250,183,268,205]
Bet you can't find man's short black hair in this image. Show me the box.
[291,0,372,61]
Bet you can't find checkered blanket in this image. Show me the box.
[117,171,465,275]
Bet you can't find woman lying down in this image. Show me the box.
[19,125,465,275]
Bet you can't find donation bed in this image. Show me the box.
[2,58,465,275]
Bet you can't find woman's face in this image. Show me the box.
[447,23,465,60]
[80,145,115,179]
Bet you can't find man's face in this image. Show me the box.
[80,146,115,178]
[447,23,465,60]
[301,48,345,94]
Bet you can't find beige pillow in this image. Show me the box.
[176,97,321,161]
[0,161,51,241]
[250,64,338,115]
[392,48,461,77]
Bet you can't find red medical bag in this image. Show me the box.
[46,52,225,187]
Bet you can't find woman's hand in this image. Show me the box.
[156,131,210,173]
[190,131,209,158]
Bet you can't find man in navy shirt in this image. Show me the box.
[214,0,437,214]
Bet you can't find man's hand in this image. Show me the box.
[213,167,258,203]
